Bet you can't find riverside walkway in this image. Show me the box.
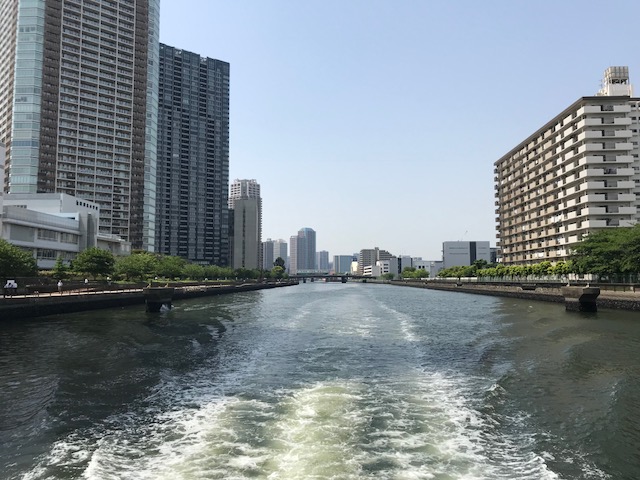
[387,279,640,311]
[0,280,297,320]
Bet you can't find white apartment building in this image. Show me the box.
[495,67,640,265]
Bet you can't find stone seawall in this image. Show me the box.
[386,280,640,311]
[0,281,297,321]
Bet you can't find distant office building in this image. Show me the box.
[231,198,261,269]
[333,255,355,274]
[273,238,288,268]
[412,259,430,272]
[229,179,262,270]
[495,66,640,264]
[289,227,316,274]
[262,238,275,270]
[0,0,161,251]
[442,241,491,268]
[156,44,230,265]
[289,235,298,274]
[428,260,444,278]
[397,255,413,275]
[316,250,329,272]
[358,247,393,275]
[1,193,129,269]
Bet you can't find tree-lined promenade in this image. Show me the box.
[437,225,640,282]
[0,240,287,287]
[2,224,640,288]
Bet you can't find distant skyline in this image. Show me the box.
[159,0,640,259]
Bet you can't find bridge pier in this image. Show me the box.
[561,286,600,312]
[143,287,174,312]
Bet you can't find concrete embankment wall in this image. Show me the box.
[385,280,640,311]
[0,282,296,320]
[0,291,144,320]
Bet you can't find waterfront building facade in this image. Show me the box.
[156,44,230,265]
[228,179,261,270]
[0,0,161,250]
[442,241,491,268]
[495,67,640,265]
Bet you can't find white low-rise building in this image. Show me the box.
[0,193,130,269]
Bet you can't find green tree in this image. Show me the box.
[472,259,489,270]
[205,266,234,280]
[234,267,259,279]
[414,269,429,278]
[531,261,552,276]
[551,260,571,276]
[182,263,205,280]
[72,247,115,279]
[156,255,186,279]
[570,225,640,278]
[271,265,285,279]
[274,257,285,268]
[0,239,37,279]
[51,256,70,280]
[402,267,416,278]
[114,252,159,281]
[381,272,395,280]
[571,229,626,276]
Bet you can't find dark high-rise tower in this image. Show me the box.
[0,0,161,250]
[155,44,230,265]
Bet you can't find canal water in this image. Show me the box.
[1,282,639,479]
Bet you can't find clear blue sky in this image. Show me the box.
[159,0,640,260]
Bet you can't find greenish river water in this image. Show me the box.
[1,282,639,479]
